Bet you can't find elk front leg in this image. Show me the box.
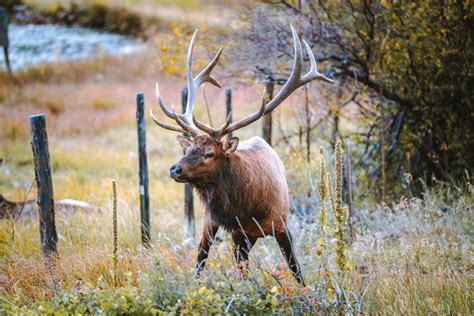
[231,231,257,272]
[195,212,219,277]
[275,230,306,286]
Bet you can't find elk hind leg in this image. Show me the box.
[275,230,306,286]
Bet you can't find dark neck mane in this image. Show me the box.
[191,156,246,231]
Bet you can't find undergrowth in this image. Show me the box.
[0,158,472,314]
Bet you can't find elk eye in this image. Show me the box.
[204,152,215,159]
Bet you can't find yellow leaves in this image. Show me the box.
[182,285,223,313]
[328,104,339,113]
[317,238,325,246]
[405,142,414,160]
[440,143,451,152]
[197,286,207,295]
[154,23,216,77]
[326,226,335,234]
[270,295,279,307]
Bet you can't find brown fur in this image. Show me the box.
[170,135,305,285]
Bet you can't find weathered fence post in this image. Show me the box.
[262,81,274,146]
[225,87,233,139]
[0,6,11,74]
[345,137,354,242]
[136,93,151,246]
[181,87,195,239]
[29,114,57,257]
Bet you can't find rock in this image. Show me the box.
[0,194,102,219]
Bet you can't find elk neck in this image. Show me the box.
[191,153,250,231]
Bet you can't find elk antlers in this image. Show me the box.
[150,29,223,136]
[151,25,334,139]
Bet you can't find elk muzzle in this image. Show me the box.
[169,163,187,182]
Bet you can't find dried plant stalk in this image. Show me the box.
[333,140,347,273]
[112,180,118,288]
[316,147,329,276]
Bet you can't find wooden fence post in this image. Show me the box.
[345,137,354,242]
[2,46,10,74]
[225,87,233,139]
[29,114,58,257]
[0,7,11,74]
[181,87,195,239]
[136,93,151,246]
[262,81,274,146]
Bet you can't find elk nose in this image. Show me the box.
[169,163,182,178]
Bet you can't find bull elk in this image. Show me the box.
[150,26,334,285]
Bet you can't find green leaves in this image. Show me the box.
[307,0,473,193]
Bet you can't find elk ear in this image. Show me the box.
[176,135,193,149]
[223,137,239,154]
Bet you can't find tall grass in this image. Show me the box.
[1,141,471,314]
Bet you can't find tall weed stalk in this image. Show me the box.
[112,180,118,288]
[333,140,347,273]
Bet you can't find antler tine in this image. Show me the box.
[153,80,199,135]
[152,81,191,133]
[219,111,232,133]
[174,113,200,135]
[155,82,174,119]
[194,47,224,89]
[150,109,186,133]
[193,110,233,138]
[185,29,199,96]
[193,115,218,136]
[183,34,223,117]
[262,24,303,115]
[301,40,335,84]
[171,105,202,136]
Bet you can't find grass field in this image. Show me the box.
[1,2,473,314]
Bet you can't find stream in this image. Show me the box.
[0,24,141,72]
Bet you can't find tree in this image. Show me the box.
[239,0,473,195]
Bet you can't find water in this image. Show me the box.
[0,24,141,72]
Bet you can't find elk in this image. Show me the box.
[150,26,334,285]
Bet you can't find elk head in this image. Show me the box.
[151,26,334,183]
[168,135,239,183]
